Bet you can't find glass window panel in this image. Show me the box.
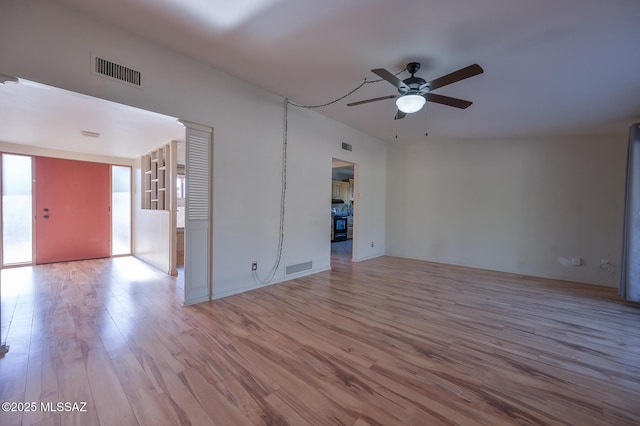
[176,174,185,229]
[2,154,33,265]
[111,165,131,255]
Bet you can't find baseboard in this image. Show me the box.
[132,254,171,275]
[212,266,331,300]
[352,253,384,262]
[384,254,617,288]
[183,295,210,306]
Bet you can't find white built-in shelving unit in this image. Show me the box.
[142,145,170,210]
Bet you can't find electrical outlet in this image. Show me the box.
[571,257,582,266]
[600,258,615,274]
[251,261,257,271]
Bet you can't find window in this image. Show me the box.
[2,154,33,265]
[176,174,185,228]
[112,165,131,255]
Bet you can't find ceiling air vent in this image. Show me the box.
[341,142,352,152]
[92,54,142,88]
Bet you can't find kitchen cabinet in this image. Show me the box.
[332,180,350,202]
[331,181,341,199]
[347,216,353,239]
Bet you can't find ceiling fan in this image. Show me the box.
[347,62,483,119]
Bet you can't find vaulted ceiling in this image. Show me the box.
[56,0,640,141]
[2,0,640,156]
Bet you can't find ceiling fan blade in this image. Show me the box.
[372,68,409,91]
[425,93,473,109]
[428,64,484,91]
[347,94,397,107]
[394,110,406,120]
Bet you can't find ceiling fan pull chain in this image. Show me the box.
[424,105,429,137]
[395,116,399,139]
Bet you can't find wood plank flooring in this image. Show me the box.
[1,255,639,425]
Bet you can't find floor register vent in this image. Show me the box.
[286,261,312,275]
[92,54,142,87]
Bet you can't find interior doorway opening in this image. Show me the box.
[0,77,209,306]
[176,164,185,269]
[331,158,358,267]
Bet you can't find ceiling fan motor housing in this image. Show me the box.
[400,62,428,94]
[401,76,428,94]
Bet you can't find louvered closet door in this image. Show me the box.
[182,121,212,305]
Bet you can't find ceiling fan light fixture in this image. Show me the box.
[396,94,425,113]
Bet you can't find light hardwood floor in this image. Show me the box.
[1,255,639,425]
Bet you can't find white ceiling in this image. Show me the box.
[2,0,640,157]
[0,79,185,161]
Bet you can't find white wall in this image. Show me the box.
[211,94,387,298]
[0,0,387,298]
[386,134,627,286]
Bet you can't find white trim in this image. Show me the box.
[212,267,332,300]
[178,119,212,133]
[352,253,385,262]
[182,295,210,306]
[182,121,213,305]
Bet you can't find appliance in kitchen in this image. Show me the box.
[333,215,348,242]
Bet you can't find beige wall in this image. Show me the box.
[386,133,627,286]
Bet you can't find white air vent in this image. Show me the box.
[286,261,312,275]
[91,54,142,88]
[81,130,100,138]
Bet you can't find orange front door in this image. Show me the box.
[35,157,111,264]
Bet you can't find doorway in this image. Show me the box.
[176,164,186,268]
[331,158,357,266]
[0,77,210,305]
